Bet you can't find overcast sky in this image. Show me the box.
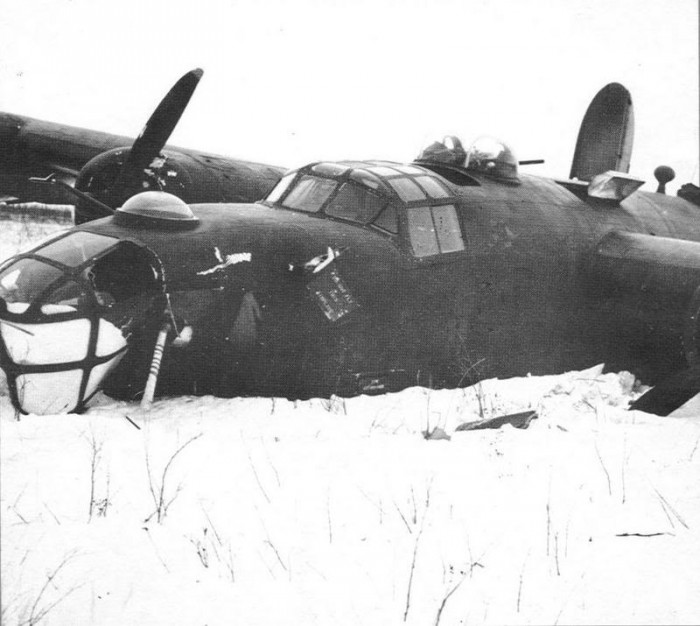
[1,0,697,192]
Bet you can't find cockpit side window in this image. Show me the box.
[406,204,465,257]
[373,204,399,234]
[266,172,297,203]
[387,177,426,203]
[282,175,338,213]
[415,176,451,199]
[325,182,386,224]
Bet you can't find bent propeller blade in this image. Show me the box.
[118,68,204,187]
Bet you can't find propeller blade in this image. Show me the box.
[119,68,203,183]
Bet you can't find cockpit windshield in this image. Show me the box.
[266,171,297,204]
[325,183,386,223]
[266,168,390,225]
[264,161,457,233]
[282,175,338,212]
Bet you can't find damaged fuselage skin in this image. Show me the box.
[3,153,700,414]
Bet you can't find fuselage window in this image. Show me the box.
[432,204,464,253]
[373,204,399,234]
[282,175,337,213]
[407,204,464,257]
[325,183,386,224]
[266,172,297,203]
[407,208,439,256]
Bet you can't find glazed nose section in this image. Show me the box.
[0,301,128,415]
[0,229,165,414]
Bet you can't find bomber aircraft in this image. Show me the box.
[1,70,699,416]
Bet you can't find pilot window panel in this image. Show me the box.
[266,172,296,203]
[349,169,383,190]
[373,204,399,234]
[368,166,403,177]
[407,205,464,257]
[283,175,338,212]
[394,165,425,175]
[326,183,386,224]
[388,178,426,203]
[415,175,451,199]
[312,162,349,177]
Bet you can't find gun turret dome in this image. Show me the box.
[416,135,467,167]
[465,136,519,182]
[415,135,519,183]
[114,191,199,228]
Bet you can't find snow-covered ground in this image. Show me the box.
[2,219,700,625]
[0,215,71,259]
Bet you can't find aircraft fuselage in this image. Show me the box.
[3,158,700,413]
[77,171,700,400]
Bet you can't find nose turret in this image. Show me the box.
[0,230,164,414]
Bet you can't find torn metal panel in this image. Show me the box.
[197,247,252,275]
[456,410,538,431]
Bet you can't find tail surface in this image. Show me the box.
[570,83,634,181]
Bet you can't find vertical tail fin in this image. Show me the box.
[570,83,634,181]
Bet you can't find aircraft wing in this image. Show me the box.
[1,113,135,177]
[0,69,284,214]
[0,112,140,205]
[588,229,700,414]
[0,111,285,212]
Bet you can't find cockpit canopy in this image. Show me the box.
[416,135,520,183]
[264,160,459,234]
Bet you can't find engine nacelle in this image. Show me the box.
[73,147,283,223]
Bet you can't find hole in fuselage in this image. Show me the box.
[88,243,161,305]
